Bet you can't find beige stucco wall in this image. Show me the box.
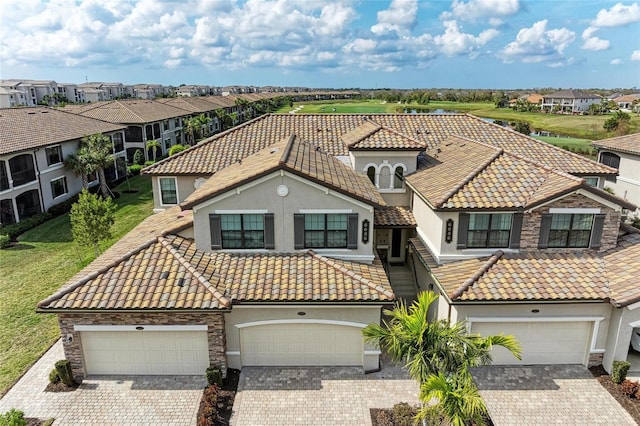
[602,151,640,216]
[191,171,376,261]
[603,305,640,372]
[224,305,383,370]
[152,175,210,211]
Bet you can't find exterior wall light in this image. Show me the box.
[445,219,454,244]
[362,219,370,244]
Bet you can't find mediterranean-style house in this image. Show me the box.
[541,90,602,113]
[592,133,640,218]
[0,107,126,225]
[37,114,640,381]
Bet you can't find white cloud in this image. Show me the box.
[371,0,418,35]
[610,58,622,64]
[592,2,640,27]
[500,20,575,63]
[434,21,499,57]
[632,50,640,61]
[581,27,610,51]
[441,0,521,23]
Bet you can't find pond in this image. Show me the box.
[403,108,459,114]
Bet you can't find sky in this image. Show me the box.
[1,0,639,89]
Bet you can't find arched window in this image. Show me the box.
[367,166,376,185]
[379,166,391,189]
[599,152,620,169]
[393,167,404,189]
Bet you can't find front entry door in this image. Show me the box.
[390,229,404,263]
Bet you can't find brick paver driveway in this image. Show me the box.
[0,341,206,425]
[230,361,419,426]
[472,365,635,425]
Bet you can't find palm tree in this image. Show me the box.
[363,291,521,425]
[419,373,487,426]
[213,109,232,132]
[146,139,161,161]
[64,151,93,189]
[81,133,114,199]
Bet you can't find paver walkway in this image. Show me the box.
[0,341,206,425]
[472,365,635,425]
[230,360,420,426]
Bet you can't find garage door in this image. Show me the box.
[240,323,363,366]
[471,321,592,365]
[81,330,209,375]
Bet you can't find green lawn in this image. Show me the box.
[532,136,595,154]
[276,100,639,140]
[0,175,154,396]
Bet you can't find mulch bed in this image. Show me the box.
[44,381,78,392]
[197,368,240,426]
[590,365,640,423]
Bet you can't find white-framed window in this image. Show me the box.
[159,177,178,205]
[45,145,63,166]
[50,176,68,198]
[584,177,599,187]
[393,166,405,189]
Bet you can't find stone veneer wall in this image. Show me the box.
[588,352,604,367]
[519,193,620,252]
[57,312,226,381]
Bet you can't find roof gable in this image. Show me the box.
[343,120,426,150]
[592,133,640,156]
[71,99,191,123]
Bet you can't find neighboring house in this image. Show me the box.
[592,133,640,217]
[0,107,126,225]
[612,94,640,111]
[56,83,84,103]
[0,87,28,108]
[541,90,602,113]
[38,113,640,382]
[60,100,191,162]
[78,82,127,100]
[79,88,107,103]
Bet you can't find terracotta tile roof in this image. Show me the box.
[167,235,394,303]
[64,99,191,124]
[180,134,385,209]
[408,238,439,270]
[543,90,601,99]
[406,136,583,210]
[38,237,230,310]
[37,231,394,310]
[342,120,426,150]
[0,107,125,155]
[433,251,609,302]
[591,133,640,156]
[604,232,640,307]
[374,206,416,227]
[143,114,614,176]
[155,97,221,113]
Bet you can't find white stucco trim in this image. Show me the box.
[74,325,208,332]
[467,316,605,353]
[299,209,353,214]
[226,351,241,356]
[548,208,601,214]
[364,350,382,356]
[629,319,640,328]
[617,176,640,186]
[628,300,640,311]
[158,176,179,207]
[235,319,369,329]
[214,209,269,214]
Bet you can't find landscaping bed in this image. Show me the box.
[590,365,640,423]
[197,368,240,426]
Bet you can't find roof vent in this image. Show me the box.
[159,271,169,279]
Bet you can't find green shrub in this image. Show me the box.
[144,160,156,167]
[48,368,60,384]
[612,360,631,384]
[128,164,143,176]
[0,234,10,249]
[47,194,80,217]
[133,149,144,165]
[169,144,186,156]
[0,408,27,426]
[205,366,223,387]
[391,403,418,426]
[0,212,52,239]
[54,359,75,387]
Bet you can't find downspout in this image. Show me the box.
[33,148,45,215]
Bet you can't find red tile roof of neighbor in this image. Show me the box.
[591,133,640,156]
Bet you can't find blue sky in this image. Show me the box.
[1,0,639,89]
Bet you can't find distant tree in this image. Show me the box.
[146,139,161,161]
[70,189,117,258]
[604,111,631,132]
[513,121,531,135]
[133,149,144,165]
[81,134,114,198]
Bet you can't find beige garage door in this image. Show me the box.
[471,321,592,365]
[81,330,209,375]
[240,323,363,366]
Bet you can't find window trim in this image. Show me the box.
[220,213,266,249]
[158,177,178,206]
[294,213,358,250]
[457,212,522,250]
[466,213,512,249]
[210,212,274,250]
[303,213,350,249]
[45,145,63,167]
[50,176,68,199]
[547,213,594,248]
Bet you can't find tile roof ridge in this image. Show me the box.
[53,106,127,128]
[377,124,426,148]
[436,138,503,207]
[158,237,231,308]
[37,237,160,309]
[279,134,297,165]
[449,250,504,300]
[345,119,382,147]
[307,250,395,300]
[112,99,145,122]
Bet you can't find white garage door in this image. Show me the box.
[240,323,363,366]
[471,321,592,365]
[81,330,209,375]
